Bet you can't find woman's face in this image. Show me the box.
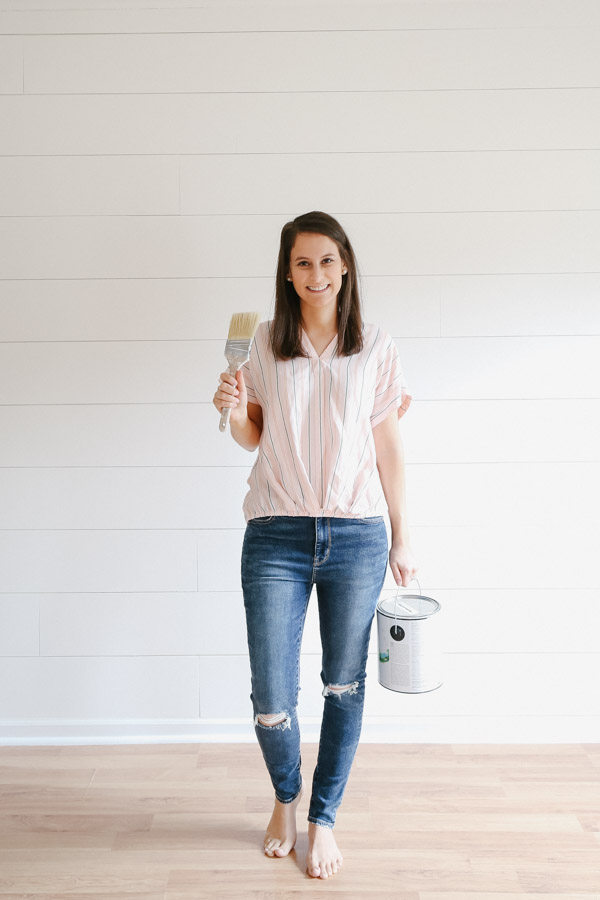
[287,232,346,314]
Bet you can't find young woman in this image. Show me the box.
[212,210,418,880]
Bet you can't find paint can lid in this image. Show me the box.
[377,592,440,620]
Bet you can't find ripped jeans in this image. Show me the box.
[241,515,388,828]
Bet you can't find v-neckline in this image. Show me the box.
[301,328,338,360]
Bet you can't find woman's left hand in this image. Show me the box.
[389,541,419,588]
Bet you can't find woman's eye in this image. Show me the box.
[297,258,334,266]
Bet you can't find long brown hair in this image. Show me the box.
[270,211,364,360]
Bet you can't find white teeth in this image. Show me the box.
[307,285,329,292]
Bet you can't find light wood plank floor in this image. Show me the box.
[0,742,599,898]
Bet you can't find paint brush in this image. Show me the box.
[219,311,262,432]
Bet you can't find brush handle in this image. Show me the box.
[219,405,231,432]
[219,361,239,432]
[219,340,255,433]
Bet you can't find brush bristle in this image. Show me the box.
[227,311,262,341]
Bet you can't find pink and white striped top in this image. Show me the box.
[240,320,412,522]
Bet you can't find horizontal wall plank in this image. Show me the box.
[1,399,598,467]
[2,273,599,341]
[1,1,599,33]
[0,530,196,593]
[3,151,599,217]
[0,655,200,718]
[0,339,212,404]
[0,156,178,216]
[1,213,599,281]
[22,29,600,94]
[197,523,599,592]
[436,587,600,655]
[36,591,256,658]
[0,595,38,656]
[0,463,597,530]
[15,585,595,657]
[439,273,600,337]
[3,520,591,597]
[2,336,597,404]
[0,35,21,93]
[180,151,600,216]
[199,652,600,718]
[0,648,597,722]
[0,277,277,342]
[2,90,600,155]
[406,399,600,464]
[0,466,251,529]
[4,519,593,595]
[0,404,258,467]
[0,403,258,467]
[39,591,323,658]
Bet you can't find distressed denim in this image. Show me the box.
[241,515,388,828]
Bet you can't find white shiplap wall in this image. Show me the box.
[1,0,599,745]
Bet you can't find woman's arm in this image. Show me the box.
[213,368,263,452]
[372,409,418,586]
[230,401,263,452]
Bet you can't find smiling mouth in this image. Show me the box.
[307,284,330,293]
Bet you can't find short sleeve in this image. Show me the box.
[370,336,412,428]
[239,320,267,407]
[240,359,258,404]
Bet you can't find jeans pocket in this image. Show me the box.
[249,515,275,525]
[355,516,384,525]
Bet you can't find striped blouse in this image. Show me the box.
[240,320,412,523]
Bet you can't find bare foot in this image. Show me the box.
[263,782,303,858]
[306,821,343,878]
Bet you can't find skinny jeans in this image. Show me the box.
[241,514,388,828]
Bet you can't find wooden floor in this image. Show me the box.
[0,742,599,898]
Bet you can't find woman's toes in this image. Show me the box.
[309,865,320,877]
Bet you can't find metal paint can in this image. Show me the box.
[376,579,443,693]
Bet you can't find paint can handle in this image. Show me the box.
[393,576,422,619]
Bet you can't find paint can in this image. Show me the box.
[376,578,443,693]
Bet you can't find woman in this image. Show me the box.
[212,211,418,879]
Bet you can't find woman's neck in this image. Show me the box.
[300,305,338,336]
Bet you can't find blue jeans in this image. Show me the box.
[241,515,389,828]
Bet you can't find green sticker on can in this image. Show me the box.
[379,650,389,662]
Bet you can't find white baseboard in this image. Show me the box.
[0,716,599,745]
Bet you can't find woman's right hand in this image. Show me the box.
[213,369,248,425]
